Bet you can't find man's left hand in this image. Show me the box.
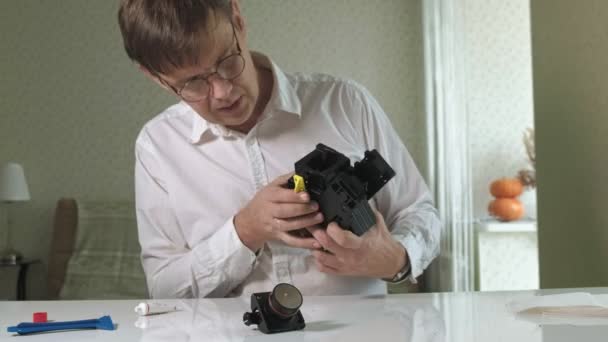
[310,209,407,279]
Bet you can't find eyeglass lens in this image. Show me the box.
[180,54,245,101]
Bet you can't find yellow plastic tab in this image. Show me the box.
[292,175,306,192]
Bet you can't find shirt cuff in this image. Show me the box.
[394,234,424,284]
[382,250,411,284]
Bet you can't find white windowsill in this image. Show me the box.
[475,218,537,233]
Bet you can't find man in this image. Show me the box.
[118,0,440,298]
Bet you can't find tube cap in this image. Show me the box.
[33,312,47,323]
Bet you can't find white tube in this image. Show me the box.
[134,302,178,316]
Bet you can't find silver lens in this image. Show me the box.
[268,283,303,317]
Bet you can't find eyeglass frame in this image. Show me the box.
[154,21,245,102]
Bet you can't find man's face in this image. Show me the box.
[158,15,260,132]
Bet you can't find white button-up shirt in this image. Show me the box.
[135,52,440,298]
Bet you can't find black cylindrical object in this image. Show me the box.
[268,283,303,318]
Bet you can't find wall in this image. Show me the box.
[530,0,608,287]
[463,0,535,219]
[242,0,426,166]
[0,0,425,299]
[0,0,174,300]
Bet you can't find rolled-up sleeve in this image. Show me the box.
[135,133,257,298]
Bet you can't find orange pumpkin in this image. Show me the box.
[490,178,524,198]
[488,198,524,221]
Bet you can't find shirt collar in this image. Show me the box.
[189,52,301,143]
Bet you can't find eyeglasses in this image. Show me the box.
[161,23,245,102]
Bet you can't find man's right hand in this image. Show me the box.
[234,173,324,252]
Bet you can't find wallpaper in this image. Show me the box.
[463,0,535,218]
[242,0,427,165]
[0,0,425,299]
[0,0,176,299]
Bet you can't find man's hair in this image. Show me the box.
[118,0,233,75]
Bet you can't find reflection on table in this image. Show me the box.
[2,288,608,341]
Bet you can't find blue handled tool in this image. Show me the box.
[7,315,115,335]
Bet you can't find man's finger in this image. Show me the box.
[271,172,295,185]
[314,259,340,274]
[326,222,363,249]
[278,232,321,250]
[274,211,324,231]
[270,187,311,203]
[311,227,347,255]
[269,173,314,203]
[273,202,320,219]
[372,208,388,231]
[312,249,343,270]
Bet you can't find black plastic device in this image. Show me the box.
[243,283,305,334]
[287,143,395,236]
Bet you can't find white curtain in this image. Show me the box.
[422,0,475,292]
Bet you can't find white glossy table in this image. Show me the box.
[2,288,608,341]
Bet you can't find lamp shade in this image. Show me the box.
[0,162,31,202]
